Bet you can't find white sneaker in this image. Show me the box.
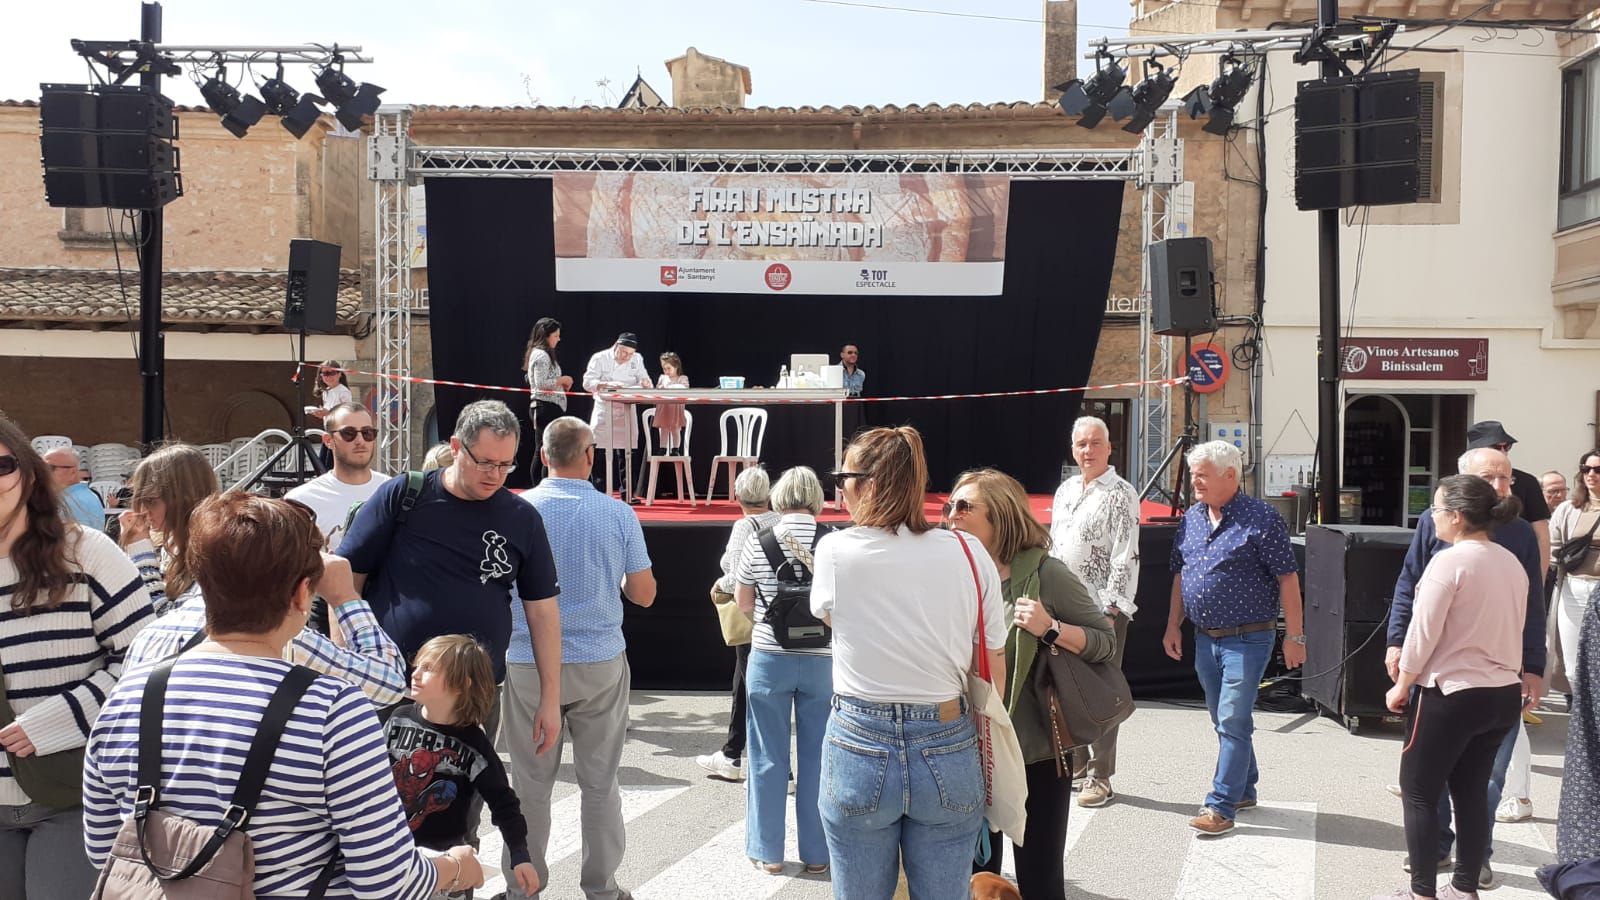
[1495,796,1532,822]
[1385,784,1403,798]
[695,751,744,781]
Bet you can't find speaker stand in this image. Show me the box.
[242,317,325,496]
[1139,333,1200,519]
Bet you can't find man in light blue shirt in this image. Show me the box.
[45,447,105,531]
[503,416,654,900]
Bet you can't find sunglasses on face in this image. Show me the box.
[332,427,379,442]
[943,498,982,518]
[828,470,868,483]
[1581,465,1600,475]
[1492,443,1513,453]
[0,455,16,477]
[320,369,340,377]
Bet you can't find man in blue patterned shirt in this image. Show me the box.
[503,416,655,900]
[1164,440,1306,836]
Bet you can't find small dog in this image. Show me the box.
[970,872,1023,900]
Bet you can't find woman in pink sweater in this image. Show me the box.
[1376,474,1527,900]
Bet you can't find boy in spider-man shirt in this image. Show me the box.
[387,635,538,899]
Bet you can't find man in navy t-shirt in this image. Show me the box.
[340,400,563,758]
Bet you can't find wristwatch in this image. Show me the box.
[1288,633,1307,645]
[1040,620,1061,646]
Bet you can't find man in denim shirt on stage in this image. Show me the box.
[1164,440,1306,837]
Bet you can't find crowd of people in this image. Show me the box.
[0,396,1597,900]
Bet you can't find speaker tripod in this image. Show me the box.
[240,298,325,496]
[1139,333,1200,519]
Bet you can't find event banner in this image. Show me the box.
[552,173,1010,296]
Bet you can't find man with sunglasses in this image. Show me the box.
[1467,421,1552,574]
[287,403,387,550]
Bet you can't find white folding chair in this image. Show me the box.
[705,407,768,505]
[640,408,696,506]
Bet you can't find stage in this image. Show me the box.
[618,492,1202,699]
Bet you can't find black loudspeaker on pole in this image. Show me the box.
[1315,0,1342,526]
[138,1,165,448]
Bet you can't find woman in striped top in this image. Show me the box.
[84,492,482,899]
[117,443,218,617]
[0,416,154,900]
[734,466,833,876]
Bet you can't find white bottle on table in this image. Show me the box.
[778,365,789,388]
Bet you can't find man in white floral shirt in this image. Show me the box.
[1050,415,1141,808]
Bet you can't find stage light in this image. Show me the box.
[314,56,384,132]
[258,65,323,139]
[1120,58,1177,133]
[1182,54,1255,136]
[199,67,266,138]
[1055,52,1127,129]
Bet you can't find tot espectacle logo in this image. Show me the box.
[856,267,896,289]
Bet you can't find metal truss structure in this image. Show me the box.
[368,107,413,475]
[1135,111,1186,501]
[371,109,1183,478]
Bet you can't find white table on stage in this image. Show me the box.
[593,387,851,503]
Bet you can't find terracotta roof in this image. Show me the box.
[0,268,363,332]
[408,100,1062,119]
[1,97,212,114]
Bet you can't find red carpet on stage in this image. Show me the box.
[624,494,1184,526]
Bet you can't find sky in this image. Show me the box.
[3,0,1132,110]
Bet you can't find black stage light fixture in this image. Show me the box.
[1121,58,1178,133]
[314,56,384,132]
[199,67,266,138]
[259,64,323,139]
[1055,51,1127,129]
[1182,54,1255,135]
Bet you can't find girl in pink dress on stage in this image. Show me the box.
[654,352,690,455]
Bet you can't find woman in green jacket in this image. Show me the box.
[949,467,1116,900]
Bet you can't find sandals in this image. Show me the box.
[750,859,784,875]
[804,862,830,875]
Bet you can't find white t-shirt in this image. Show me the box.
[810,525,1006,704]
[319,383,353,411]
[285,469,388,549]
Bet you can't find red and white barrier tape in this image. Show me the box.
[304,363,1190,405]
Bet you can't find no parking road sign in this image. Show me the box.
[1185,343,1230,394]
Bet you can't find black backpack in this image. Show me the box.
[757,524,831,651]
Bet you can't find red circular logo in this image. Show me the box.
[764,263,792,291]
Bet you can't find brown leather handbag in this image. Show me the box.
[1030,633,1135,774]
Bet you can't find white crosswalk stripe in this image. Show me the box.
[633,796,801,900]
[1173,802,1317,900]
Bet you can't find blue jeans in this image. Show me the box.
[1434,718,1519,860]
[1193,629,1275,819]
[819,695,984,900]
[745,650,833,866]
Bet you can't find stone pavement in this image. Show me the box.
[472,691,1567,899]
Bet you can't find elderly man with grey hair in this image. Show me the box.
[43,446,105,530]
[339,398,563,751]
[503,416,654,900]
[1383,446,1546,889]
[697,465,781,781]
[1050,415,1141,808]
[1164,440,1305,836]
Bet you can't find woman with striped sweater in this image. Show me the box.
[84,491,482,898]
[0,416,154,899]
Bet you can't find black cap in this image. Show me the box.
[616,332,639,349]
[1467,420,1517,449]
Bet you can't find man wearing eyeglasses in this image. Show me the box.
[339,399,564,765]
[43,446,104,531]
[287,403,388,550]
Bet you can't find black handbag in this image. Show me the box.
[1556,512,1600,575]
[0,653,84,810]
[1030,633,1135,774]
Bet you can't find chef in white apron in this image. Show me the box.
[582,332,653,495]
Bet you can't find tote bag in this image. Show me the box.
[957,534,1028,846]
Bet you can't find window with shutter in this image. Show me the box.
[1417,74,1442,204]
